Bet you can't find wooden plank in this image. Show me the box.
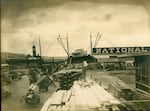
[81,86,101,109]
[62,90,67,105]
[74,83,88,105]
[47,106,57,111]
[71,81,98,110]
[90,85,106,105]
[40,98,52,111]
[69,82,90,111]
[55,106,64,111]
[71,83,75,96]
[85,79,120,108]
[51,90,66,105]
[44,79,120,111]
[87,78,121,105]
[68,96,90,111]
[94,84,120,104]
[75,79,102,108]
[91,85,109,102]
[67,96,75,111]
[66,87,72,102]
[55,104,69,111]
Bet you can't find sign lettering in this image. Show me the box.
[92,47,150,55]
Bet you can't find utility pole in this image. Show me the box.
[90,32,93,55]
[66,34,71,67]
[66,34,69,58]
[39,37,42,58]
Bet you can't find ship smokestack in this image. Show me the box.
[32,45,36,57]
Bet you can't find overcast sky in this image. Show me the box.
[1,0,150,56]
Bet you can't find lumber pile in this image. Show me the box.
[41,79,121,111]
[54,69,82,90]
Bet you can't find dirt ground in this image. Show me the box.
[2,69,150,111]
[2,74,57,111]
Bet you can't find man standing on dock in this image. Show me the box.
[82,61,88,81]
[29,68,38,85]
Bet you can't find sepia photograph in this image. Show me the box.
[1,0,150,111]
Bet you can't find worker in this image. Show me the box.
[101,62,104,70]
[29,68,37,85]
[82,61,88,81]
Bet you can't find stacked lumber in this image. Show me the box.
[56,71,82,90]
[41,79,121,111]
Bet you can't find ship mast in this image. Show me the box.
[39,36,42,58]
[90,32,93,55]
[90,32,101,55]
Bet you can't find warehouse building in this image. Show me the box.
[93,46,150,94]
[135,54,150,94]
[118,53,150,94]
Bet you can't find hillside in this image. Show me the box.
[1,52,67,64]
[1,52,26,59]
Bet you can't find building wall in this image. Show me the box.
[135,55,150,93]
